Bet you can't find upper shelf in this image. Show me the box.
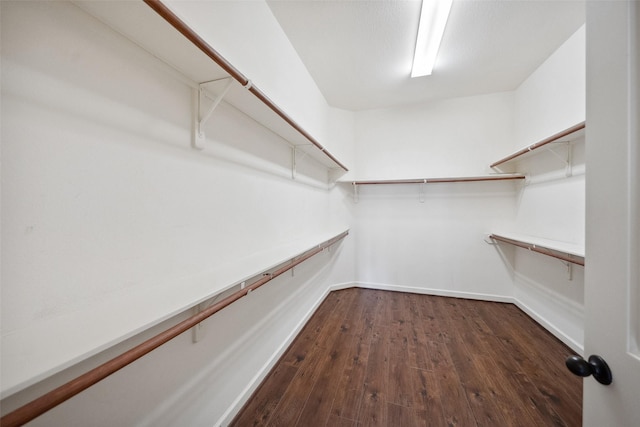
[351,174,526,186]
[74,0,348,173]
[490,122,585,169]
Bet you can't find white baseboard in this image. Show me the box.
[513,297,584,355]
[345,281,515,304]
[513,271,584,318]
[512,272,584,354]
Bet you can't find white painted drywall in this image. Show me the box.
[0,1,355,424]
[514,25,586,147]
[510,25,586,352]
[351,92,518,300]
[354,92,515,180]
[352,181,518,300]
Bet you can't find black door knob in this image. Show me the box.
[565,354,612,385]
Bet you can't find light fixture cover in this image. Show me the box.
[411,0,453,77]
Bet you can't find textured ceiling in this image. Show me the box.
[267,0,585,111]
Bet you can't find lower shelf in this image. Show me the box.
[1,228,349,398]
[489,232,585,266]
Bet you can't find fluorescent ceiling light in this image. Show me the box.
[411,0,453,78]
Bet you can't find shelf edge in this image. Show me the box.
[489,233,585,266]
[490,121,586,168]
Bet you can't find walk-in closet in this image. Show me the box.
[2,1,638,426]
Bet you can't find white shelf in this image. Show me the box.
[1,228,349,397]
[73,1,348,173]
[489,123,586,268]
[490,231,584,264]
[490,122,585,169]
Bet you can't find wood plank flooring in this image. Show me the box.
[231,288,582,426]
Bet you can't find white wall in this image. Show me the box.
[1,1,354,425]
[351,92,518,300]
[165,0,356,176]
[352,181,518,300]
[514,26,586,146]
[510,25,586,352]
[354,92,515,179]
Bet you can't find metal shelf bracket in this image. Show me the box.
[483,234,498,245]
[292,146,310,180]
[545,142,574,177]
[565,261,574,281]
[192,77,233,149]
[192,279,245,343]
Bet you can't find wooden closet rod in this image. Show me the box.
[426,175,524,183]
[143,0,348,172]
[0,231,349,427]
[353,179,427,185]
[490,121,586,168]
[352,175,525,185]
[490,234,584,266]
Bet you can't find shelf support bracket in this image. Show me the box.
[291,147,310,180]
[483,234,498,245]
[563,261,574,281]
[191,296,221,344]
[565,142,573,177]
[292,147,297,180]
[192,280,245,343]
[545,142,573,177]
[353,182,359,204]
[419,180,426,203]
[192,77,233,149]
[562,261,574,281]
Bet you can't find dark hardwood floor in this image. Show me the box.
[231,288,582,426]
